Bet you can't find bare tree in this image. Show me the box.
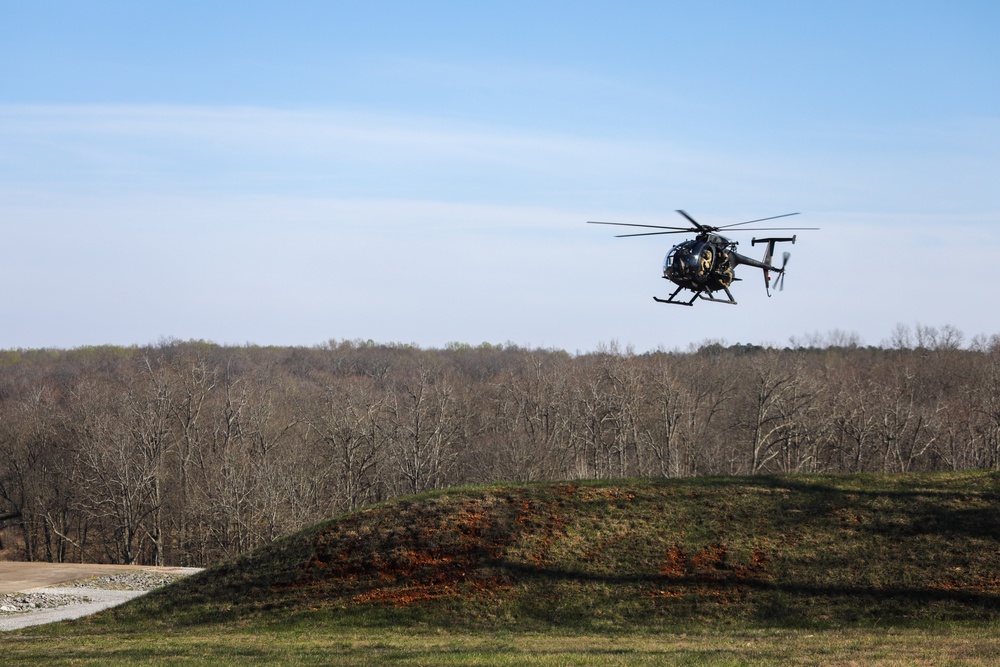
[0,386,82,561]
[736,352,818,474]
[636,355,688,478]
[308,376,386,511]
[386,364,465,495]
[71,372,168,565]
[875,364,939,472]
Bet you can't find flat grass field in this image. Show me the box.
[5,620,1000,665]
[5,472,1000,664]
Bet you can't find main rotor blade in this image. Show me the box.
[587,221,693,232]
[720,212,801,229]
[730,227,820,231]
[676,210,709,231]
[613,230,695,238]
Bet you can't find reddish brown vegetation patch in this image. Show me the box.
[934,576,1000,596]
[659,542,769,582]
[284,494,531,608]
[351,575,512,608]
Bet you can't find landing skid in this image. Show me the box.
[653,285,737,306]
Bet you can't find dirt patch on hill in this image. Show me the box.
[0,561,196,593]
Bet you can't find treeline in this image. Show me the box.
[2,326,1000,567]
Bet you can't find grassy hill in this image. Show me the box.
[112,471,1000,632]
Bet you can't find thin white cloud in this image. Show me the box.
[2,104,999,350]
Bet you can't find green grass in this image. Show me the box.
[5,620,1000,665]
[4,471,1000,664]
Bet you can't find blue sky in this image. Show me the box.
[2,1,999,351]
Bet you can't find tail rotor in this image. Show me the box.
[776,251,790,291]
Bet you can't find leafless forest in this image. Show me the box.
[2,324,999,567]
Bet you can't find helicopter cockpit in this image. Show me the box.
[664,240,712,282]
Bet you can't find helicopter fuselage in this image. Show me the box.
[664,234,733,291]
[663,233,781,300]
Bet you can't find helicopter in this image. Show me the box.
[588,210,818,306]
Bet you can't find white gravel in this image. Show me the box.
[0,587,148,631]
[0,568,200,632]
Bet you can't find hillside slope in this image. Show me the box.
[116,472,1000,630]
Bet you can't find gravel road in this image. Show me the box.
[0,567,201,632]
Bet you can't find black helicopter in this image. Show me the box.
[588,210,818,306]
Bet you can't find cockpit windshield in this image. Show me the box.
[664,240,697,277]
